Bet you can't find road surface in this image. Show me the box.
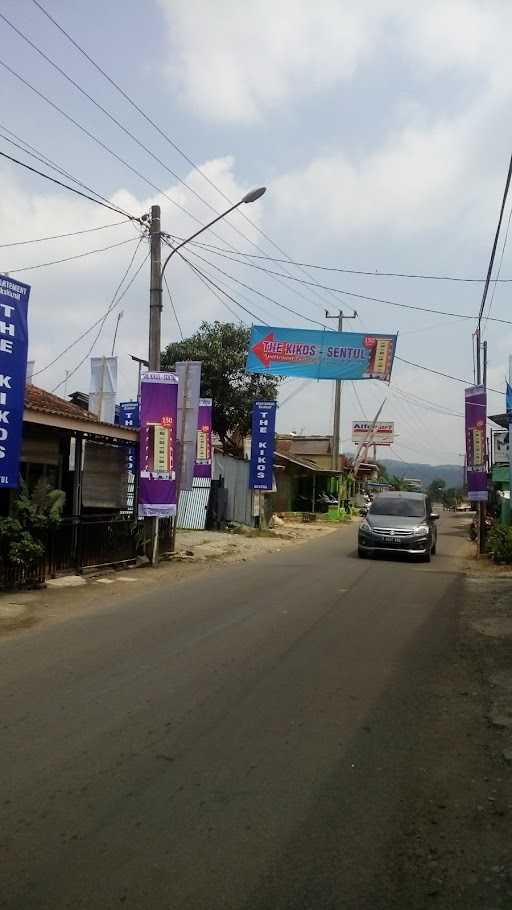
[1,515,471,909]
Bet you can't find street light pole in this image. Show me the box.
[146,187,267,562]
[160,186,267,283]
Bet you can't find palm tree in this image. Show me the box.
[389,474,408,491]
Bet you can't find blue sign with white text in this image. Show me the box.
[119,401,140,428]
[0,275,30,488]
[247,325,397,381]
[249,401,277,491]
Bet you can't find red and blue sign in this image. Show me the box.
[249,401,277,491]
[246,325,397,381]
[0,275,30,488]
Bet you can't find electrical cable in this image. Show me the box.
[179,240,512,327]
[0,57,211,227]
[351,382,368,420]
[162,274,184,340]
[0,218,131,249]
[52,245,149,392]
[395,355,502,395]
[279,379,311,408]
[180,236,512,284]
[179,263,248,324]
[177,243,330,328]
[483,199,512,332]
[0,148,139,220]
[0,123,128,214]
[178,253,267,324]
[5,235,142,274]
[34,237,146,378]
[27,0,361,316]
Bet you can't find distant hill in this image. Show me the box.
[379,459,463,490]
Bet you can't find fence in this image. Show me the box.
[214,454,254,526]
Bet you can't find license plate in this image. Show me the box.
[384,536,401,544]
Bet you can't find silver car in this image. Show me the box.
[358,491,439,562]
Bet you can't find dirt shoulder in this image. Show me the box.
[0,520,345,640]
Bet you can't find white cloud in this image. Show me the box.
[159,0,380,123]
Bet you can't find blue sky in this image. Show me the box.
[1,0,512,465]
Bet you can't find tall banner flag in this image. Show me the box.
[465,384,487,502]
[249,401,277,491]
[176,361,202,492]
[89,356,118,424]
[138,372,178,518]
[0,275,30,488]
[194,398,212,479]
[246,325,397,381]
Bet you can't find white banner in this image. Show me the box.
[352,420,394,446]
[89,356,118,425]
[493,430,509,464]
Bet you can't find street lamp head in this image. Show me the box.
[241,186,267,204]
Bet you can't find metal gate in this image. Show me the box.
[176,479,211,530]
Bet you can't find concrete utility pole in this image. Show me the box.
[149,205,162,371]
[325,310,357,470]
[474,153,512,552]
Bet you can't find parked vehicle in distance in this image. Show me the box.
[358,491,439,562]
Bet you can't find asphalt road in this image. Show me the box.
[1,515,471,909]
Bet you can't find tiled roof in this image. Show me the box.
[25,384,100,422]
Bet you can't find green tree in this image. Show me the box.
[388,474,409,491]
[428,478,446,502]
[161,321,280,455]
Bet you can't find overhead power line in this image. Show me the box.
[34,238,147,379]
[395,355,502,395]
[51,242,148,392]
[180,243,330,328]
[180,241,512,327]
[182,237,512,284]
[0,148,139,220]
[5,235,142,274]
[0,123,129,214]
[179,253,267,324]
[28,0,354,315]
[162,274,184,341]
[0,219,131,249]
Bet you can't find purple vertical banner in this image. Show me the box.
[465,384,488,502]
[194,397,212,479]
[138,372,179,518]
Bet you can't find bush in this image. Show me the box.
[486,526,512,564]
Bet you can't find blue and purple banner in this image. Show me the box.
[194,397,212,479]
[0,275,30,488]
[465,384,488,502]
[246,325,397,382]
[138,372,178,518]
[249,401,277,491]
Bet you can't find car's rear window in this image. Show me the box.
[369,498,426,518]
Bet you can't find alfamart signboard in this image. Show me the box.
[246,325,397,381]
[352,420,394,446]
[0,274,30,488]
